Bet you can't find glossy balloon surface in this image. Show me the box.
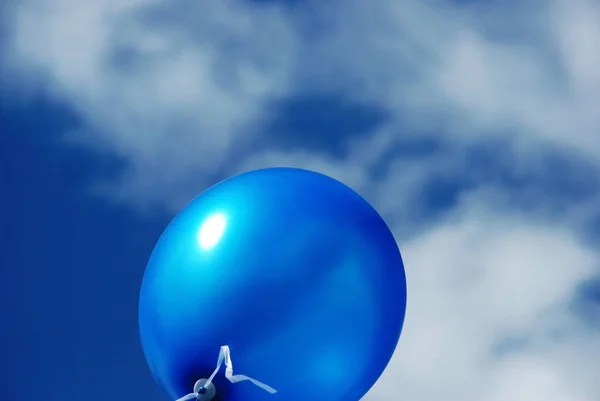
[139,167,407,401]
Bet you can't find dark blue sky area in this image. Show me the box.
[1,98,168,401]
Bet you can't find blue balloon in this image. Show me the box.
[139,167,407,401]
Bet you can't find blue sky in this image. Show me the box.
[2,0,600,400]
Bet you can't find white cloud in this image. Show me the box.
[4,0,298,208]
[5,0,600,207]
[366,196,598,401]
[3,0,600,400]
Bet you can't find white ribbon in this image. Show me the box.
[176,392,200,401]
[176,345,277,401]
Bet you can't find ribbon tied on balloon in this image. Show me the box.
[176,345,277,401]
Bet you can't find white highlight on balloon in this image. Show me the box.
[197,213,227,250]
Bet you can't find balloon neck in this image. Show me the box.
[194,385,213,400]
[192,378,216,400]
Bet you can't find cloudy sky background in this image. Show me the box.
[2,0,600,400]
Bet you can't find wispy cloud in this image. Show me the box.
[4,0,600,399]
